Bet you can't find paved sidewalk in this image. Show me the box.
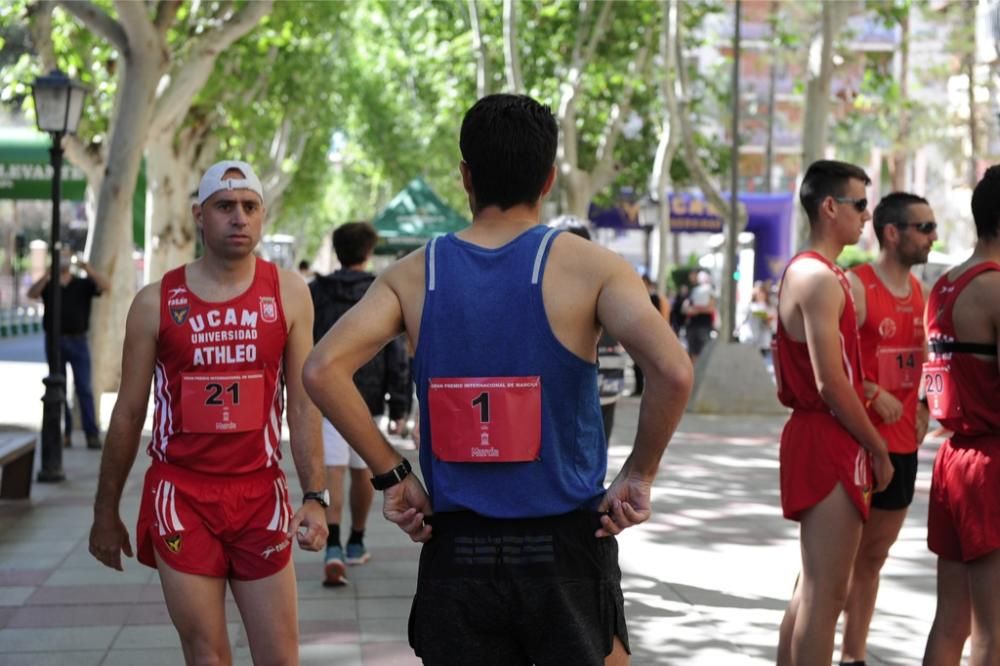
[0,341,950,664]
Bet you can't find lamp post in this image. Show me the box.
[31,69,87,483]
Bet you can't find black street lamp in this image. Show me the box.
[31,69,87,483]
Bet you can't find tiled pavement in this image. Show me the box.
[0,343,955,664]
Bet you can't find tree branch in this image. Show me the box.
[153,0,182,33]
[667,0,742,225]
[149,0,273,136]
[58,0,128,53]
[557,0,613,170]
[592,29,655,192]
[27,1,58,70]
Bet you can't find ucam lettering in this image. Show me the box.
[192,344,257,366]
[188,308,258,333]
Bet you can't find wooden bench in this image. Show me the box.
[0,429,36,500]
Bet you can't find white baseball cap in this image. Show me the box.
[197,160,264,205]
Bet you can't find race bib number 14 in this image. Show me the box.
[428,376,541,463]
[181,371,266,434]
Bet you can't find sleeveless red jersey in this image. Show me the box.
[774,251,865,411]
[853,264,925,453]
[149,257,288,474]
[924,262,1000,442]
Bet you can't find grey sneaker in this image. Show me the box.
[345,541,370,565]
[323,545,347,586]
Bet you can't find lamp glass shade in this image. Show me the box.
[31,69,87,134]
[65,85,86,134]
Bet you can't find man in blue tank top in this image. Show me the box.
[304,94,694,665]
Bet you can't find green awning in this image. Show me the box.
[0,126,146,248]
[372,177,469,253]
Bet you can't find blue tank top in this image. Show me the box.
[413,225,607,518]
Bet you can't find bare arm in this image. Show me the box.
[278,270,327,552]
[27,273,49,300]
[799,268,892,490]
[89,284,159,570]
[595,258,694,535]
[81,260,111,293]
[303,266,433,542]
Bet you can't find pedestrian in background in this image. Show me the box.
[683,270,716,364]
[309,221,411,586]
[28,247,109,449]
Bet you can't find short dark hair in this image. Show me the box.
[971,165,1000,241]
[872,191,929,246]
[333,221,378,266]
[799,160,872,225]
[459,94,558,213]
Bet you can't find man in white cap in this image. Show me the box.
[88,160,328,663]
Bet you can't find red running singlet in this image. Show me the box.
[853,264,925,453]
[774,252,865,410]
[774,252,872,521]
[924,262,1000,439]
[149,257,288,474]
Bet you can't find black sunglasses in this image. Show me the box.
[832,196,868,213]
[895,221,937,234]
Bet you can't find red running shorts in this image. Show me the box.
[136,461,294,580]
[928,437,1000,562]
[780,410,873,522]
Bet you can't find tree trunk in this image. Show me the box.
[652,0,681,296]
[562,167,593,219]
[964,0,979,189]
[88,45,167,405]
[891,6,910,191]
[502,0,523,94]
[467,0,488,98]
[796,0,852,247]
[764,0,779,193]
[145,136,199,282]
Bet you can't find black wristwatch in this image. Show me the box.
[303,489,330,508]
[370,458,412,490]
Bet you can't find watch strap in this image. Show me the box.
[370,458,412,490]
[303,490,329,508]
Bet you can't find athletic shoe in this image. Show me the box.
[345,541,371,565]
[323,545,347,586]
[86,434,102,450]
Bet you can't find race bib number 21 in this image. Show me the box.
[181,371,265,434]
[428,376,541,463]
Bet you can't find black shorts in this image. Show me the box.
[408,510,629,666]
[871,451,918,511]
[687,323,713,356]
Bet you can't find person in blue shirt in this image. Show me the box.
[304,94,693,665]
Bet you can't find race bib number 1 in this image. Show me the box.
[428,376,541,463]
[181,371,266,434]
[921,361,961,421]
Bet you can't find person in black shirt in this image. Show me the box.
[28,248,110,449]
[309,222,411,585]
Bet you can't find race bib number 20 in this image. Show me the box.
[181,371,266,434]
[428,376,541,463]
[922,361,961,421]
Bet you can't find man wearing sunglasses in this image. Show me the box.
[839,192,936,666]
[775,160,893,665]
